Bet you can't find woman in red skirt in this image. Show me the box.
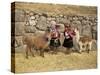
[63,23,76,54]
[49,25,61,54]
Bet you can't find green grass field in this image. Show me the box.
[14,51,97,73]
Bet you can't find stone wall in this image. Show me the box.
[11,9,97,52]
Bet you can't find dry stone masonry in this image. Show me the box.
[12,9,97,51]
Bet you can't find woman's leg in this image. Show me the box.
[66,48,71,54]
[54,47,57,54]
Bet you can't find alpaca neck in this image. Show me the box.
[75,30,80,43]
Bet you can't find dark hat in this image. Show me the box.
[55,24,60,28]
[64,25,69,28]
[64,23,70,28]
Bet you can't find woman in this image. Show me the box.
[63,23,76,54]
[49,25,61,54]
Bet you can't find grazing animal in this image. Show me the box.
[74,27,96,53]
[22,29,51,59]
[78,36,96,53]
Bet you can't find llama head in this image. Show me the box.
[44,28,51,42]
[74,27,79,32]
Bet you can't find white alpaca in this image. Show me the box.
[74,28,80,43]
[73,27,80,51]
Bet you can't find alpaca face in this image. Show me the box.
[44,31,51,43]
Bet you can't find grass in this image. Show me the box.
[12,2,97,16]
[13,51,97,73]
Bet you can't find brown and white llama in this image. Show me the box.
[74,27,96,53]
